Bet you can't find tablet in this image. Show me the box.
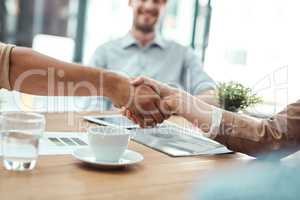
[83,115,141,129]
[83,115,168,129]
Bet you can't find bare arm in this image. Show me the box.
[10,47,118,96]
[195,89,219,107]
[6,47,166,126]
[127,76,300,158]
[8,47,136,109]
[166,92,300,158]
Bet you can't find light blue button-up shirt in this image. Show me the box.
[88,33,216,110]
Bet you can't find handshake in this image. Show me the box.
[110,75,188,128]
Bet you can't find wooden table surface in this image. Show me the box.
[0,112,253,200]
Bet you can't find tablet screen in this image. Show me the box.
[96,116,138,127]
[85,115,167,129]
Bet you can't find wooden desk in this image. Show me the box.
[0,112,253,200]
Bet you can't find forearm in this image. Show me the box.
[9,47,129,99]
[196,89,219,107]
[179,101,291,158]
[171,92,300,158]
[166,91,214,132]
[198,109,300,158]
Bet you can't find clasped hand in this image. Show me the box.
[121,76,183,128]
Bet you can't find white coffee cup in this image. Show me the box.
[87,126,131,162]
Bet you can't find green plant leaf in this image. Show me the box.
[217,81,262,112]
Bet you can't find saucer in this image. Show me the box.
[72,147,144,168]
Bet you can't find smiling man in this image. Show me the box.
[89,0,216,110]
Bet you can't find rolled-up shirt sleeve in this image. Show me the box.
[214,100,300,158]
[0,42,15,90]
[182,48,216,95]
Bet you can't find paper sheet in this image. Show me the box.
[0,132,88,156]
[39,132,88,155]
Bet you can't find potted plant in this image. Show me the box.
[217,81,262,112]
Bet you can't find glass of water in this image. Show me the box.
[1,112,45,171]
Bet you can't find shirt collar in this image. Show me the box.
[152,33,167,49]
[121,33,138,49]
[121,32,167,49]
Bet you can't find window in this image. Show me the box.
[0,0,83,112]
[205,0,297,107]
[162,0,195,46]
[1,0,80,61]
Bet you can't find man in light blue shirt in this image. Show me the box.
[89,0,216,110]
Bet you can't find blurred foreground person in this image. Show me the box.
[193,162,300,200]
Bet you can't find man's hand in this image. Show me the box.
[130,76,178,98]
[106,73,168,128]
[130,76,217,114]
[129,83,168,127]
[121,76,179,126]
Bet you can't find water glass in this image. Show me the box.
[0,112,45,171]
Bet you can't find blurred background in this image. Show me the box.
[0,0,299,113]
